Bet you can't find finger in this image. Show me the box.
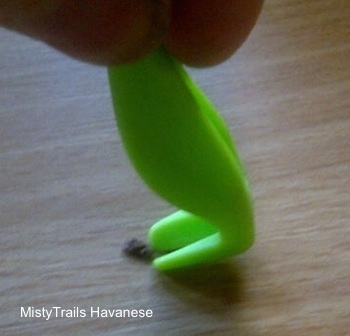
[0,0,170,65]
[165,0,264,67]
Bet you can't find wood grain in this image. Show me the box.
[1,0,349,335]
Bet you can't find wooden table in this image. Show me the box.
[1,1,349,335]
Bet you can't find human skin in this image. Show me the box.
[0,0,264,66]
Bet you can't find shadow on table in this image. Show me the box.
[154,260,247,308]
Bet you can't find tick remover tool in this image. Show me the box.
[108,48,254,271]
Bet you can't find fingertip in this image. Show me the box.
[164,0,264,67]
[1,0,170,66]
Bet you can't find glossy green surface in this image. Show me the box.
[108,48,254,270]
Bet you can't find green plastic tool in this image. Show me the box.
[108,47,254,271]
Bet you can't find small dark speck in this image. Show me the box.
[122,238,154,261]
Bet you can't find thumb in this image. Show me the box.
[0,0,170,65]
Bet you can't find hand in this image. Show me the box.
[0,0,264,66]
